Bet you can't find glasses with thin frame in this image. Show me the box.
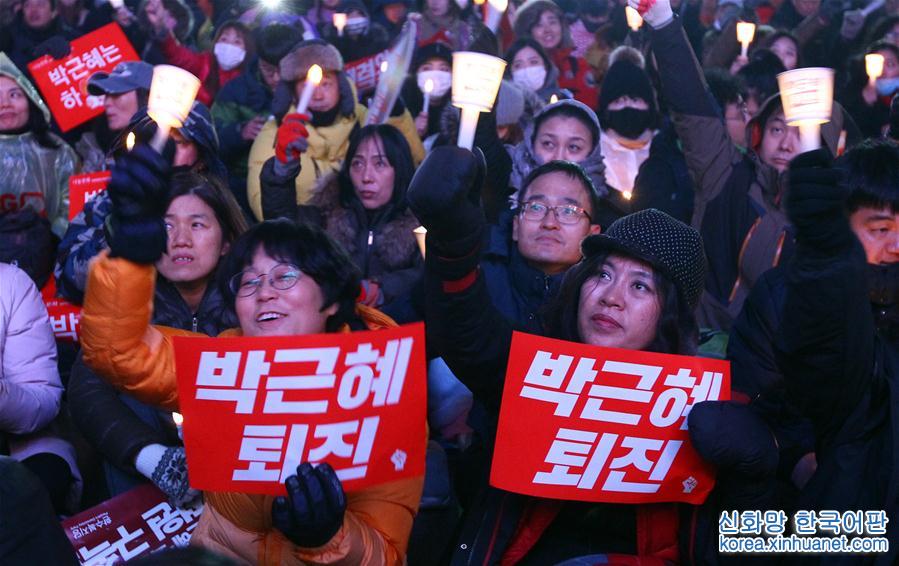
[517,200,592,225]
[229,263,303,297]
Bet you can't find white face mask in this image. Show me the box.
[512,65,547,92]
[345,16,368,35]
[417,70,452,98]
[214,42,246,71]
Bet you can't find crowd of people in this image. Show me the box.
[0,0,898,562]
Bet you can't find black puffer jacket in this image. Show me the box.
[68,278,237,476]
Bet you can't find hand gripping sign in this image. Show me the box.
[173,323,427,495]
[491,332,730,505]
[28,23,139,132]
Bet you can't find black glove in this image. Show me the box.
[272,462,347,548]
[407,146,486,258]
[688,401,778,477]
[32,35,71,59]
[106,144,170,263]
[785,149,850,254]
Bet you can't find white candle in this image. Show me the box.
[333,13,347,36]
[625,6,643,31]
[423,78,434,111]
[172,412,184,440]
[736,22,755,59]
[296,64,323,115]
[549,94,558,104]
[125,131,135,151]
[866,53,885,87]
[413,226,426,258]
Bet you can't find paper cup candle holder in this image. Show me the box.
[776,67,834,152]
[866,53,885,88]
[147,65,201,151]
[736,22,755,59]
[451,51,506,150]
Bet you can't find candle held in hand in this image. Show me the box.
[423,78,434,111]
[866,53,885,87]
[333,13,347,36]
[736,22,755,59]
[296,64,323,115]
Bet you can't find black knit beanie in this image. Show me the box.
[598,60,657,117]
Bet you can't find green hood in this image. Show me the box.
[0,52,52,124]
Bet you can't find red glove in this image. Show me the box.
[275,113,310,164]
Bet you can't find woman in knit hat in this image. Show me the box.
[407,142,708,560]
[246,39,424,221]
[512,0,598,107]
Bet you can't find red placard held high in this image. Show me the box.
[491,332,731,505]
[28,23,139,132]
[173,323,428,495]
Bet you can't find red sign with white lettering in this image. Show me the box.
[68,171,110,220]
[28,23,139,132]
[173,323,428,495]
[63,484,203,564]
[41,277,82,342]
[491,332,730,505]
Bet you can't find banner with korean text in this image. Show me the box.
[68,171,110,220]
[28,23,139,132]
[63,484,203,565]
[41,277,82,342]
[173,323,427,495]
[491,332,730,505]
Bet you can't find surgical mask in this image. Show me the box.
[512,66,547,92]
[345,16,368,35]
[417,70,452,97]
[214,42,245,71]
[876,77,899,97]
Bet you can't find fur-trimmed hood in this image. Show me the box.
[307,172,421,273]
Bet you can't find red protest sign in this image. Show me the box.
[173,323,428,496]
[41,277,82,342]
[63,484,203,564]
[345,50,389,94]
[491,332,730,505]
[28,23,138,132]
[68,171,110,220]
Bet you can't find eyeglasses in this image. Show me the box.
[517,201,591,225]
[229,263,303,297]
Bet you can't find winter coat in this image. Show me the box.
[421,212,679,564]
[649,17,850,331]
[157,33,242,106]
[320,22,391,66]
[80,252,424,565]
[68,275,238,483]
[548,47,598,110]
[0,52,77,238]
[246,99,424,221]
[775,231,899,565]
[631,121,695,225]
[262,170,422,309]
[210,60,273,213]
[1,15,77,72]
[507,98,609,202]
[0,263,81,509]
[54,190,112,304]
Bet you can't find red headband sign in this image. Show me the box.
[28,23,139,132]
[491,332,730,505]
[173,323,427,495]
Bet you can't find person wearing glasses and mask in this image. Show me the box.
[78,144,424,564]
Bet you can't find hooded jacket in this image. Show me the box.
[261,170,423,309]
[0,52,77,238]
[246,88,424,222]
[648,17,851,331]
[507,98,608,202]
[80,252,424,565]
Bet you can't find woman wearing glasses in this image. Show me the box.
[79,145,423,564]
[408,146,707,563]
[260,124,421,321]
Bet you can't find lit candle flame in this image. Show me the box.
[333,12,347,33]
[380,60,388,73]
[866,53,885,83]
[487,0,507,9]
[308,64,323,86]
[623,190,633,200]
[474,0,486,5]
[125,131,135,151]
[625,6,643,31]
[549,94,558,104]
[172,412,183,426]
[424,78,434,94]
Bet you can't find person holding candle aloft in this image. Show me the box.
[319,0,390,64]
[400,41,453,140]
[634,0,859,331]
[247,39,424,222]
[839,42,899,138]
[79,141,424,564]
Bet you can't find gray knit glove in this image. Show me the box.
[135,444,202,509]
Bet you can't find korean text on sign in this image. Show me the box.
[68,171,110,220]
[28,23,139,132]
[491,332,730,505]
[173,323,427,495]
